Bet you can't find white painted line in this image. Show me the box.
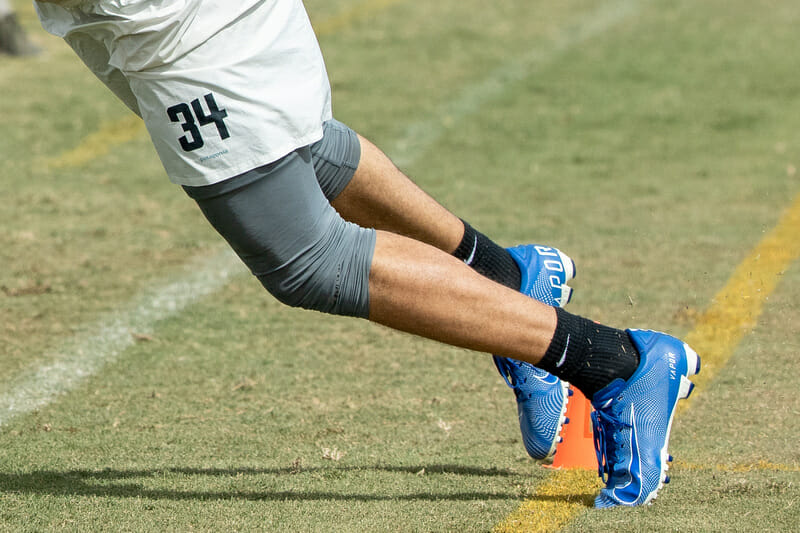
[391,0,640,169]
[0,248,246,427]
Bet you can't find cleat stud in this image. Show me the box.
[568,389,574,397]
[564,417,570,424]
[664,475,670,484]
[669,455,674,462]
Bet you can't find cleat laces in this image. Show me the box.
[591,407,632,483]
[493,357,530,399]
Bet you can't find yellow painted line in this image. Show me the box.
[494,192,800,532]
[494,469,601,533]
[46,0,405,169]
[46,114,145,169]
[680,191,800,405]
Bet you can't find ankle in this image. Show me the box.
[538,308,640,399]
[452,220,521,291]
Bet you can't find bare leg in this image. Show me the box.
[368,230,554,364]
[331,133,465,253]
[331,132,554,360]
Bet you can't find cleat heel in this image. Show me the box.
[678,376,695,400]
[561,285,573,306]
[683,343,700,376]
[556,249,576,282]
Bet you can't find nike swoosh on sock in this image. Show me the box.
[464,235,478,265]
[556,334,570,368]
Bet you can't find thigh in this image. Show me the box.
[183,148,376,318]
[183,148,333,272]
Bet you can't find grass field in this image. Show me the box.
[2,0,799,531]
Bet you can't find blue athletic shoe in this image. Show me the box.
[591,329,701,508]
[493,244,575,460]
[507,244,575,308]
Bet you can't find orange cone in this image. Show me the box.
[545,386,598,470]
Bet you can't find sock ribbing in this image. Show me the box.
[538,308,640,399]
[453,221,521,291]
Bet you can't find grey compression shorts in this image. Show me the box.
[183,119,376,318]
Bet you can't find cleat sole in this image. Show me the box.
[649,342,701,504]
[541,380,571,460]
[549,380,571,458]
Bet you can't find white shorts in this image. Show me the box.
[36,0,333,186]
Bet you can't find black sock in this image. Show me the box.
[452,221,521,291]
[537,308,640,400]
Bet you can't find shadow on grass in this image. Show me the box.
[0,464,562,503]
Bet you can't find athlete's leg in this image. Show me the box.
[330,131,464,253]
[190,144,696,509]
[369,230,557,361]
[316,121,572,458]
[313,121,526,293]
[184,146,614,375]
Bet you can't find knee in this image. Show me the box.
[255,213,375,318]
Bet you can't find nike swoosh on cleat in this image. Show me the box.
[612,404,643,505]
[532,372,561,385]
[556,334,570,368]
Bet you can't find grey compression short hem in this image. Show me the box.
[310,119,361,202]
[183,119,360,201]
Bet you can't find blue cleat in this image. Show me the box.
[591,329,701,508]
[507,244,575,308]
[493,244,575,460]
[494,357,572,459]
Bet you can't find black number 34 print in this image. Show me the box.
[167,93,231,152]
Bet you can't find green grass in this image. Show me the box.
[2,0,799,531]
